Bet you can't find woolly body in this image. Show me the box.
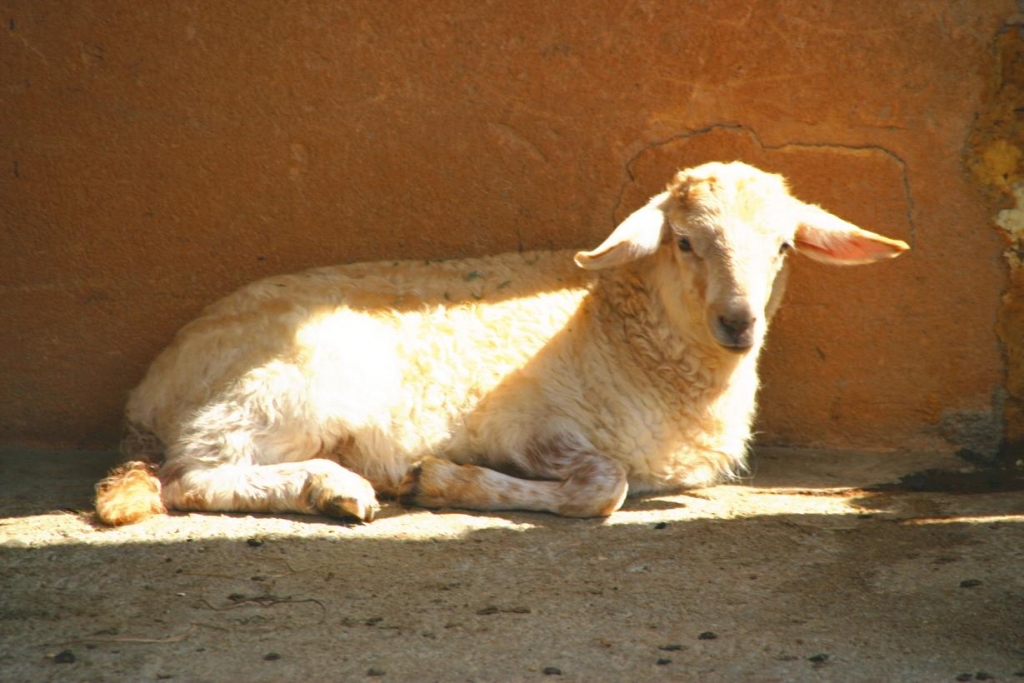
[95,162,908,525]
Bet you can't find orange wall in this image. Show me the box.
[1,1,1015,452]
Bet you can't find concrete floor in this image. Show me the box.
[1,447,1022,682]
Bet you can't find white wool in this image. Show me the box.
[99,161,907,524]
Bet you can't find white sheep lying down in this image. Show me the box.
[95,161,908,526]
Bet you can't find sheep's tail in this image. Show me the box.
[95,461,166,526]
[94,423,167,526]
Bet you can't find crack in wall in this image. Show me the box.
[769,139,917,244]
[614,123,751,220]
[615,123,917,244]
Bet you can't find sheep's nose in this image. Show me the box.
[718,313,753,336]
[715,311,756,351]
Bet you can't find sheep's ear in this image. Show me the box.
[794,203,909,265]
[575,192,671,270]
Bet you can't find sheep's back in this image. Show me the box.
[125,250,596,450]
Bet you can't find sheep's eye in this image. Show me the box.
[678,237,693,253]
[779,241,793,254]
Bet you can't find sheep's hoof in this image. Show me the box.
[397,460,426,507]
[318,494,377,523]
[398,456,455,509]
[311,479,380,528]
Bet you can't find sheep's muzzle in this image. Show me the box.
[710,306,757,352]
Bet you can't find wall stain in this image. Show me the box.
[964,21,1024,460]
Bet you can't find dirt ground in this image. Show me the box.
[1,447,1022,682]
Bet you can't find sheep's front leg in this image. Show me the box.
[162,459,379,522]
[398,439,628,518]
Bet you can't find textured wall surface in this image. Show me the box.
[1,1,1016,452]
[968,23,1024,457]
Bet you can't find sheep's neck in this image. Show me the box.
[589,261,763,399]
[584,263,762,473]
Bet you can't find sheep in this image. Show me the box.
[94,161,908,526]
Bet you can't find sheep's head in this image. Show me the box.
[575,161,909,353]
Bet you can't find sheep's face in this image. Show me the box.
[663,167,795,352]
[574,161,909,354]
